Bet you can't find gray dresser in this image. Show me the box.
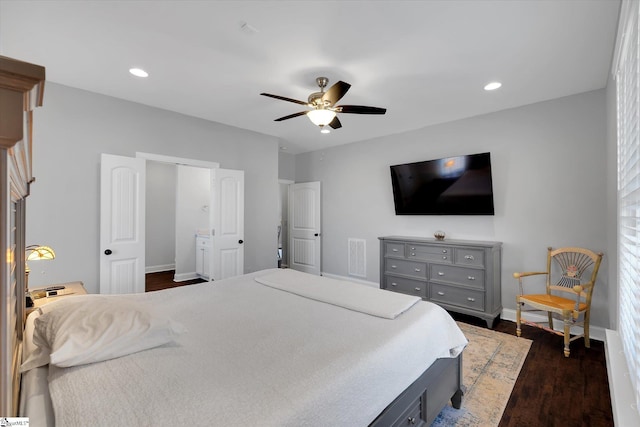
[379,236,502,328]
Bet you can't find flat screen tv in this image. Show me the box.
[390,152,495,215]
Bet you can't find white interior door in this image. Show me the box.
[100,154,146,294]
[210,168,244,280]
[289,181,321,275]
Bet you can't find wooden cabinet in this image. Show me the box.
[195,236,211,280]
[379,236,502,328]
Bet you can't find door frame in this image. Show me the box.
[137,152,220,282]
[136,152,220,169]
[278,179,294,268]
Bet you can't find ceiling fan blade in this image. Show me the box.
[328,116,342,129]
[338,105,387,115]
[322,81,351,106]
[274,111,308,121]
[261,93,309,106]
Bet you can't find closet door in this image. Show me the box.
[99,154,146,294]
[288,181,321,275]
[210,168,244,280]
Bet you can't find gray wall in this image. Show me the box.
[175,165,210,279]
[146,161,176,271]
[26,82,280,293]
[295,89,610,329]
[279,151,295,181]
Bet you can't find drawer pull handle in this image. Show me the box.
[438,272,445,276]
[414,268,421,272]
[391,265,397,269]
[411,247,415,250]
[408,417,417,425]
[442,249,448,253]
[414,287,421,291]
[392,248,399,252]
[391,282,398,287]
[437,291,445,296]
[411,252,415,256]
[467,297,476,302]
[468,276,475,280]
[465,255,475,260]
[442,256,447,260]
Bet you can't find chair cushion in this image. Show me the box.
[519,294,587,312]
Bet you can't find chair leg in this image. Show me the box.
[516,300,521,337]
[584,311,591,349]
[563,315,571,357]
[548,312,554,331]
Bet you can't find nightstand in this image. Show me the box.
[27,281,87,315]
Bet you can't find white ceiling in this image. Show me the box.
[0,0,620,154]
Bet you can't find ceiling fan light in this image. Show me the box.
[320,127,330,134]
[307,109,336,126]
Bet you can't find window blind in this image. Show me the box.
[616,0,640,415]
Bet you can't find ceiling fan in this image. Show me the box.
[260,77,386,133]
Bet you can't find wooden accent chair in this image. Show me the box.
[514,247,603,357]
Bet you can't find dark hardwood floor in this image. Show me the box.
[145,270,206,292]
[452,312,613,427]
[146,271,614,427]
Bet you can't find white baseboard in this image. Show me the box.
[500,308,605,342]
[320,272,379,288]
[145,264,175,274]
[605,329,640,426]
[173,272,201,282]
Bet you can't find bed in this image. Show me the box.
[19,269,467,426]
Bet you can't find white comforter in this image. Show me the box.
[45,269,467,427]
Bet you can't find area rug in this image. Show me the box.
[431,322,532,426]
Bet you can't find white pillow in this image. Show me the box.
[21,295,185,371]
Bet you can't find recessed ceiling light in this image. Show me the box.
[129,68,149,78]
[484,82,502,91]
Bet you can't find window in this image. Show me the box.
[615,0,640,414]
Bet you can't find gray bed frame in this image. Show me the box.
[369,354,463,426]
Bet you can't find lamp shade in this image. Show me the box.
[26,245,56,261]
[307,109,336,126]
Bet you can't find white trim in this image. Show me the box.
[136,152,220,169]
[173,272,202,282]
[321,272,379,288]
[605,329,640,426]
[279,179,294,184]
[145,264,175,274]
[501,308,605,342]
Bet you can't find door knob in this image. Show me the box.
[314,233,319,236]
[104,249,112,255]
[238,239,244,244]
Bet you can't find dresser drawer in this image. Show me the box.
[454,248,485,267]
[385,242,405,257]
[384,276,427,298]
[407,244,452,264]
[430,283,484,312]
[385,259,428,279]
[392,397,423,427]
[429,264,484,289]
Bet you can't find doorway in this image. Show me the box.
[146,161,211,282]
[100,152,245,294]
